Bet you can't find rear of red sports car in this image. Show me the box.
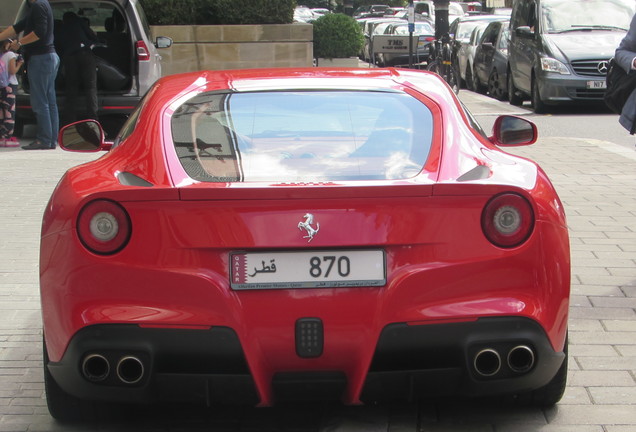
[40,68,570,420]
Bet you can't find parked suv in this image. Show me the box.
[507,0,635,112]
[13,0,172,136]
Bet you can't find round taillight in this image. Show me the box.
[481,193,534,248]
[77,200,131,255]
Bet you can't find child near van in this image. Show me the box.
[0,38,24,147]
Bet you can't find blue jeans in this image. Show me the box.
[28,53,60,148]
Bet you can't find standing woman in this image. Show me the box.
[615,12,636,135]
[0,0,59,150]
[0,38,25,147]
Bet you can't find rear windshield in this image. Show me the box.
[171,91,434,183]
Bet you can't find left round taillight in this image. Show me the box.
[481,193,534,248]
[77,200,131,255]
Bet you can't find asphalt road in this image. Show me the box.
[0,89,634,431]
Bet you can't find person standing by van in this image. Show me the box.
[614,13,636,135]
[0,38,25,147]
[57,12,99,126]
[0,0,60,150]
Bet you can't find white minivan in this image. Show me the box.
[13,0,172,136]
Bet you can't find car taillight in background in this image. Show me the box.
[136,40,150,61]
[481,193,534,248]
[77,200,131,255]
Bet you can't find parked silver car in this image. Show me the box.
[13,0,172,136]
[450,15,509,89]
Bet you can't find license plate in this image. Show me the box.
[587,80,606,89]
[230,250,385,290]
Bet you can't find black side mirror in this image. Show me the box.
[515,26,534,38]
[59,120,110,152]
[156,36,173,49]
[490,115,537,146]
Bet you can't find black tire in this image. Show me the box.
[488,68,507,101]
[459,72,466,89]
[473,65,487,94]
[531,76,548,113]
[428,60,459,94]
[508,68,524,106]
[466,65,476,92]
[426,59,439,73]
[43,337,128,422]
[43,337,91,422]
[515,336,568,407]
[448,66,460,94]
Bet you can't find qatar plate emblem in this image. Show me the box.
[298,213,320,242]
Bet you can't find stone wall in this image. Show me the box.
[1,1,21,28]
[150,23,314,76]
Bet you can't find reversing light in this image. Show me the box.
[77,200,131,255]
[136,41,150,61]
[481,193,534,248]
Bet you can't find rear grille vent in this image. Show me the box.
[295,318,323,358]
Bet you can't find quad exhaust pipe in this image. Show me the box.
[81,354,145,385]
[473,345,535,377]
[116,356,145,384]
[474,348,501,377]
[507,345,535,373]
[82,354,110,382]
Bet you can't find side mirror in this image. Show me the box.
[155,36,173,49]
[490,115,537,146]
[515,26,534,38]
[59,120,111,152]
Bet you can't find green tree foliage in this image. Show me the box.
[140,0,295,25]
[312,13,363,58]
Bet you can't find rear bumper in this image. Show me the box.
[47,317,565,406]
[16,94,140,120]
[361,316,565,402]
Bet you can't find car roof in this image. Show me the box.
[156,68,454,105]
[455,14,508,23]
[48,0,128,5]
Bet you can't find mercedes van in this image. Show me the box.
[507,0,635,112]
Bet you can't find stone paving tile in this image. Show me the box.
[498,426,603,432]
[545,404,636,425]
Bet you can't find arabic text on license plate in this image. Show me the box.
[587,80,606,89]
[230,250,385,290]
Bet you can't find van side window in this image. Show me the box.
[511,0,529,28]
[527,1,537,31]
[482,24,498,45]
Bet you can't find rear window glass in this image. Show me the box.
[171,91,434,182]
[49,1,122,33]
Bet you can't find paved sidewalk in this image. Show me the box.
[0,91,634,431]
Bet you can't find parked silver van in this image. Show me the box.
[13,0,172,136]
[508,0,635,113]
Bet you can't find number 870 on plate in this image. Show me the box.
[230,250,386,290]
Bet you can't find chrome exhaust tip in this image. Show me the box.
[474,348,501,377]
[82,354,110,382]
[507,345,535,373]
[116,356,145,385]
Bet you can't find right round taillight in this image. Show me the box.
[77,200,131,255]
[481,193,534,248]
